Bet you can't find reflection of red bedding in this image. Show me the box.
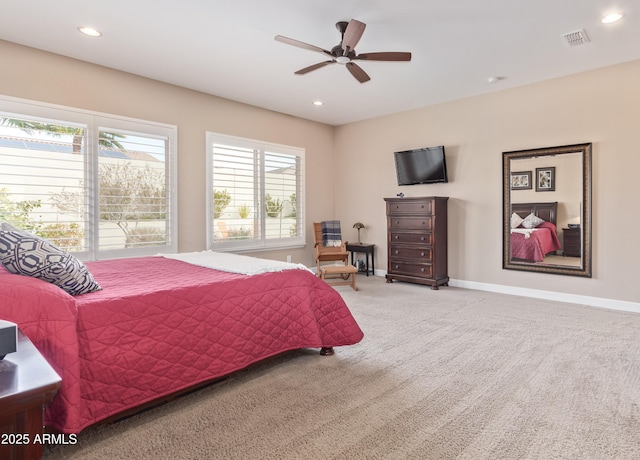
[0,256,363,433]
[510,222,561,262]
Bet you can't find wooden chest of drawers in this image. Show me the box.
[384,196,449,289]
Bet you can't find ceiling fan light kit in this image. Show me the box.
[275,19,411,83]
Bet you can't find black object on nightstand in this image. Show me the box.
[346,242,375,276]
[0,320,18,360]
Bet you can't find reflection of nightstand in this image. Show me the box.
[562,227,581,257]
[0,331,61,460]
[346,243,375,276]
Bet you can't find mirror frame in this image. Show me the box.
[502,143,592,277]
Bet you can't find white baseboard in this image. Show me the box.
[449,279,640,314]
[369,269,640,314]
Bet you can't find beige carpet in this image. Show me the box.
[44,276,640,460]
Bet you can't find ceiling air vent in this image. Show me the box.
[561,29,590,47]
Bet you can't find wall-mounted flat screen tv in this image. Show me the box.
[394,146,448,185]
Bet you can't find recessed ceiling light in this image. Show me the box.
[601,12,623,24]
[78,26,102,37]
[487,76,505,84]
[312,100,324,106]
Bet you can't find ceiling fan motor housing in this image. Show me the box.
[331,44,356,60]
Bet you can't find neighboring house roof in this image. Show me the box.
[0,136,159,162]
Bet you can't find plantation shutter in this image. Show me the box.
[0,96,177,260]
[207,132,305,251]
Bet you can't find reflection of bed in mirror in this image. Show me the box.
[510,202,561,262]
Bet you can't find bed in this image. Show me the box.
[0,251,364,434]
[510,202,562,262]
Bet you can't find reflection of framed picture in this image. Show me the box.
[536,167,555,191]
[510,171,532,190]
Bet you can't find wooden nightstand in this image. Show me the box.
[0,331,61,460]
[562,227,581,257]
[346,242,375,276]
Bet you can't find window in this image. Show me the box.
[0,96,177,260]
[206,132,305,252]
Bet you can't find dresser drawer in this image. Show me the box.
[389,261,433,279]
[390,232,433,245]
[564,239,580,253]
[387,200,432,215]
[389,216,433,231]
[389,246,432,261]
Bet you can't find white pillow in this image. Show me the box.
[522,213,545,229]
[1,221,20,231]
[510,213,525,229]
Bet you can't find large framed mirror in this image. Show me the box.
[502,143,592,277]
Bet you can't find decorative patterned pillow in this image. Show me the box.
[510,212,525,229]
[521,213,545,229]
[0,230,101,296]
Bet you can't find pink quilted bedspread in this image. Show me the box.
[0,256,363,433]
[510,222,561,262]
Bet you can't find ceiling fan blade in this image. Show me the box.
[274,35,332,56]
[294,60,336,75]
[354,52,412,62]
[346,62,371,83]
[341,19,366,53]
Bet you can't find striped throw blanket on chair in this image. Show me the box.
[321,220,342,247]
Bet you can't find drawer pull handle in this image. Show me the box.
[421,205,424,208]
[395,265,399,269]
[395,250,399,255]
[421,236,425,241]
[421,268,425,272]
[395,235,400,240]
[421,252,425,257]
[396,220,399,224]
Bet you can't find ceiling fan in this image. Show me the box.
[274,19,411,83]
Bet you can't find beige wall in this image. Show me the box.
[0,40,334,267]
[2,40,638,304]
[334,59,640,304]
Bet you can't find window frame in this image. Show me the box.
[206,132,305,252]
[0,94,178,260]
